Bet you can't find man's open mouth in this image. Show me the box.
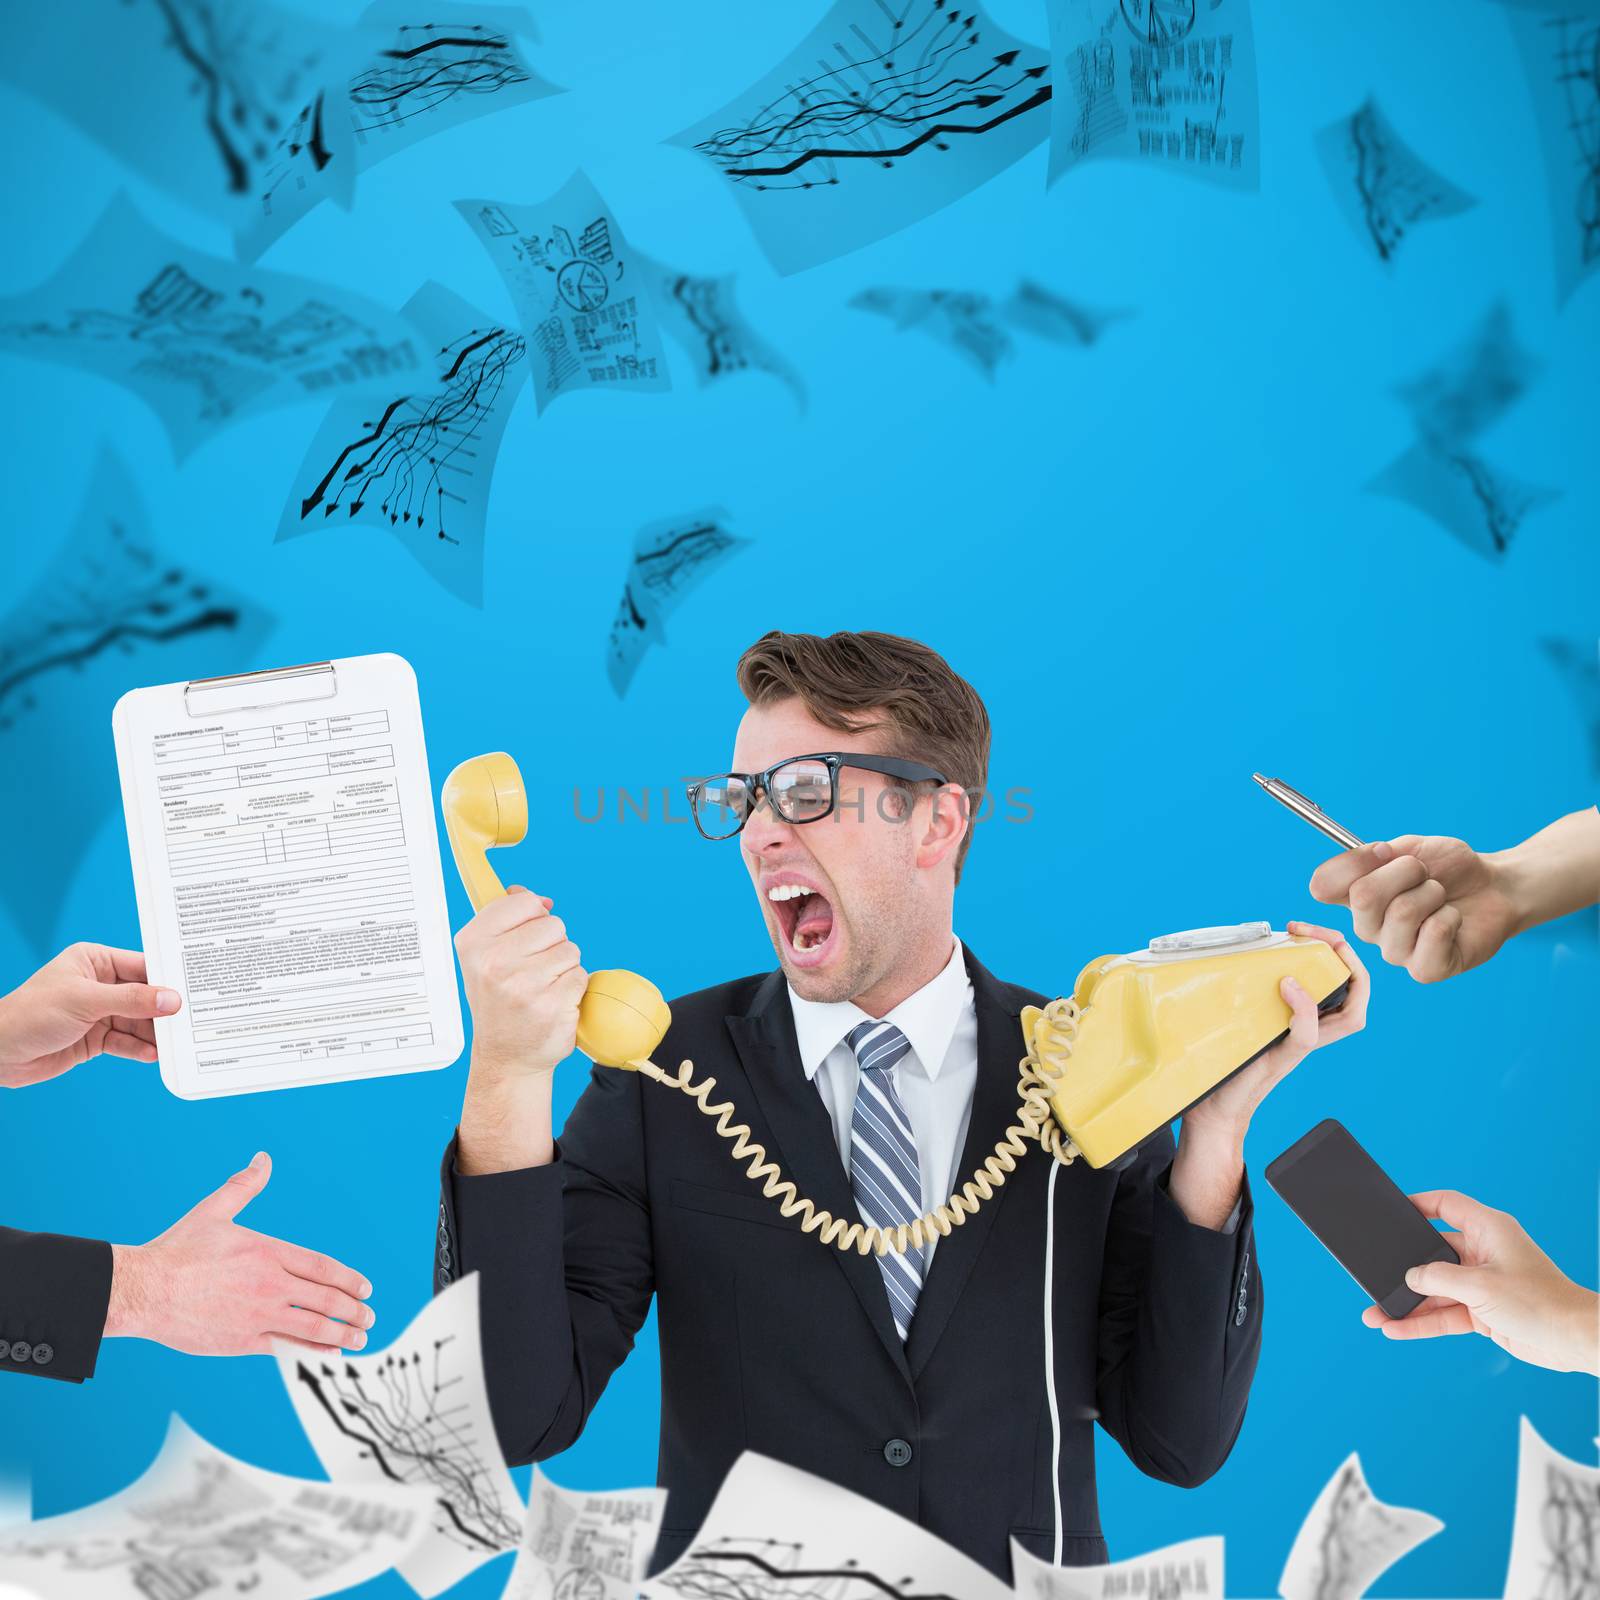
[766,880,839,966]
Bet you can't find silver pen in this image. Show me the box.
[1251,774,1365,850]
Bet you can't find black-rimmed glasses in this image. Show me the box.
[685,751,950,841]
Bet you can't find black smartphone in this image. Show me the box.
[1265,1118,1459,1319]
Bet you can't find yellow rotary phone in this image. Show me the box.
[442,752,1350,1258]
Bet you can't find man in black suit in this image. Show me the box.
[2,943,378,1380]
[436,629,1370,1578]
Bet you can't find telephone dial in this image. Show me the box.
[442,752,1351,1259]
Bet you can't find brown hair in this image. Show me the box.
[735,630,990,883]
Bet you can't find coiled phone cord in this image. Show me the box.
[626,993,1085,1260]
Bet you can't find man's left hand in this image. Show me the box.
[1171,922,1370,1227]
[1184,920,1370,1139]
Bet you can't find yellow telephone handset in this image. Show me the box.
[441,752,671,1069]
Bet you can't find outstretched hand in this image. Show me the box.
[106,1153,376,1358]
[1309,836,1521,983]
[1361,1189,1599,1375]
[0,944,182,1088]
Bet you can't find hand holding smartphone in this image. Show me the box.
[1266,1119,1459,1319]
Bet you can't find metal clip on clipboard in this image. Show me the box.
[182,660,339,717]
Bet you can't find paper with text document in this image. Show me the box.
[113,652,463,1098]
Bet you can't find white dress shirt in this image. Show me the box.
[786,934,976,1263]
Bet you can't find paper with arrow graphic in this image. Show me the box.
[0,1416,433,1600]
[276,280,529,606]
[668,0,1052,275]
[275,1272,522,1598]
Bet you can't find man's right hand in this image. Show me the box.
[454,887,589,1080]
[105,1152,374,1357]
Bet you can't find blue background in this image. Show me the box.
[1,2,1596,1595]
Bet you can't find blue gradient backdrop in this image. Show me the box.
[1,3,1596,1596]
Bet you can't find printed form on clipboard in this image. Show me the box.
[113,653,463,1099]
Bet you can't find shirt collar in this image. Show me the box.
[787,935,972,1083]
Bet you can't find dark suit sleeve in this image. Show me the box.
[1091,1130,1261,1488]
[0,1227,113,1382]
[434,1061,655,1465]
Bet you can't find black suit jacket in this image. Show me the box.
[0,1227,112,1381]
[435,943,1262,1580]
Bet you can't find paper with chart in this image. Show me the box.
[1508,8,1600,305]
[668,0,1052,275]
[1503,1416,1600,1599]
[503,1467,665,1600]
[607,509,751,696]
[0,195,432,460]
[455,170,669,413]
[0,1416,432,1600]
[1315,98,1475,266]
[113,652,462,1098]
[1011,1533,1223,1599]
[851,287,1017,378]
[0,0,365,241]
[1278,1451,1442,1600]
[641,1450,1011,1600]
[0,449,273,957]
[640,253,806,408]
[1045,0,1259,190]
[276,1273,523,1598]
[276,280,529,606]
[240,4,562,260]
[1366,302,1559,562]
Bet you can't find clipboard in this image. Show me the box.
[113,652,464,1099]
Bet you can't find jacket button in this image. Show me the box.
[437,1268,453,1288]
[439,1203,447,1224]
[31,1344,52,1365]
[9,1341,31,1363]
[883,1438,913,1467]
[1234,1307,1246,1326]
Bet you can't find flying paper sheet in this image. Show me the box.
[1045,0,1260,189]
[1000,278,1134,344]
[0,1416,433,1600]
[1503,1413,1600,1598]
[1367,443,1559,562]
[276,280,529,605]
[1315,98,1475,264]
[607,508,750,697]
[456,171,669,414]
[0,0,365,240]
[1278,1452,1443,1600]
[1011,1533,1223,1599]
[275,1272,523,1599]
[669,0,1052,275]
[0,195,432,460]
[641,254,806,408]
[851,287,1016,377]
[0,449,274,955]
[1367,301,1557,560]
[503,1467,666,1600]
[1394,301,1540,449]
[1542,636,1600,772]
[1507,9,1600,304]
[240,5,562,260]
[640,1451,1012,1600]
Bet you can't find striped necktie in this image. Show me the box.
[845,1019,925,1341]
